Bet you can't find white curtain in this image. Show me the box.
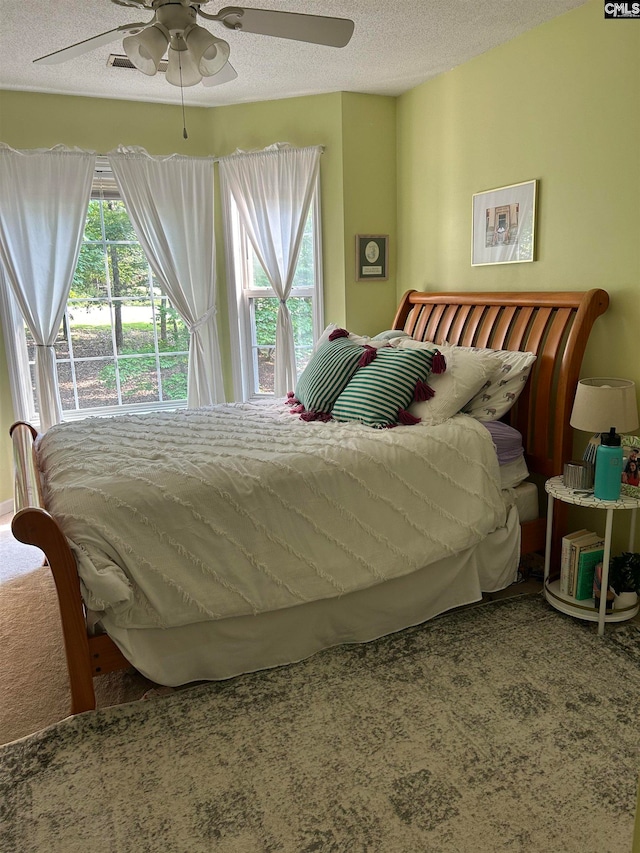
[0,265,34,423]
[0,144,95,430]
[219,144,322,396]
[108,146,224,408]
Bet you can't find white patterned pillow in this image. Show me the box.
[332,346,436,427]
[460,347,536,421]
[392,341,501,425]
[294,337,364,414]
[314,324,391,353]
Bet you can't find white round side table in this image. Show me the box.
[544,475,640,636]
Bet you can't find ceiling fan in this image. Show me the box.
[33,0,355,88]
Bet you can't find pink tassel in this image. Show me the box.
[286,396,300,406]
[328,328,349,341]
[414,379,435,402]
[397,408,421,425]
[300,410,333,422]
[289,404,305,414]
[432,350,447,374]
[287,390,295,398]
[358,345,377,367]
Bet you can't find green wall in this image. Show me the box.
[396,0,639,540]
[341,93,398,335]
[0,88,397,502]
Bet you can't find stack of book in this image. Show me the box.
[560,529,605,600]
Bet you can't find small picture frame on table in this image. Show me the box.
[355,235,388,281]
[621,436,640,497]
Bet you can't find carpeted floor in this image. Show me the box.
[0,514,543,746]
[2,594,639,853]
[0,516,155,745]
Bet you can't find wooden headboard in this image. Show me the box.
[392,289,610,482]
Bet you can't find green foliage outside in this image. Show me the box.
[67,198,189,403]
[252,212,315,355]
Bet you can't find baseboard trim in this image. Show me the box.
[0,498,14,517]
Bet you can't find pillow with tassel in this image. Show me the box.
[332,345,441,428]
[392,341,501,425]
[293,332,365,416]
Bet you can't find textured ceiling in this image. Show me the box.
[0,0,588,108]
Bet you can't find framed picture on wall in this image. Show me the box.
[356,235,388,281]
[471,179,537,266]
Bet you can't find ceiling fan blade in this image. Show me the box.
[208,7,354,47]
[202,61,238,87]
[33,22,151,65]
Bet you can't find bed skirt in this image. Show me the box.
[96,505,520,686]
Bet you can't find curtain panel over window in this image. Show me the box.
[108,146,225,408]
[0,144,96,430]
[219,144,322,396]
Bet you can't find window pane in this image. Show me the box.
[159,355,188,401]
[76,358,119,409]
[112,299,156,354]
[250,296,313,394]
[250,251,272,289]
[117,356,160,404]
[251,296,313,354]
[67,304,113,358]
[29,364,38,414]
[102,200,138,242]
[289,297,313,362]
[107,244,150,300]
[72,244,108,299]
[290,213,314,289]
[56,361,75,411]
[253,297,278,346]
[256,347,275,395]
[83,200,103,242]
[154,299,189,353]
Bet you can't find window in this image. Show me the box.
[226,182,323,398]
[19,169,189,421]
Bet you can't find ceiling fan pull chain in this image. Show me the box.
[179,52,188,139]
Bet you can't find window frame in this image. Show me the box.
[224,175,324,400]
[1,162,189,426]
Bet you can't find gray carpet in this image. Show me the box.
[1,594,638,853]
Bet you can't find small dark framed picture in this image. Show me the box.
[356,234,388,281]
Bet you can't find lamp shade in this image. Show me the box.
[570,377,639,434]
[185,25,230,77]
[166,46,202,87]
[123,25,168,76]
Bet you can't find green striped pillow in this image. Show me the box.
[332,346,436,427]
[294,337,364,413]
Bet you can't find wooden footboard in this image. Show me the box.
[10,421,129,715]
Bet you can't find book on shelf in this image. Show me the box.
[574,541,605,600]
[560,529,590,595]
[569,532,604,598]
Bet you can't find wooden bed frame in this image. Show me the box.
[10,288,609,715]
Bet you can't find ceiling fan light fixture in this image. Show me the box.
[185,26,230,77]
[123,24,168,76]
[166,46,202,87]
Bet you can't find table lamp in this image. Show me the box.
[570,377,639,467]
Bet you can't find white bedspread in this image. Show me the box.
[38,403,507,630]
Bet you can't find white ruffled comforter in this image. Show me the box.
[38,403,507,630]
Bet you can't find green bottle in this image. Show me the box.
[594,427,623,501]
